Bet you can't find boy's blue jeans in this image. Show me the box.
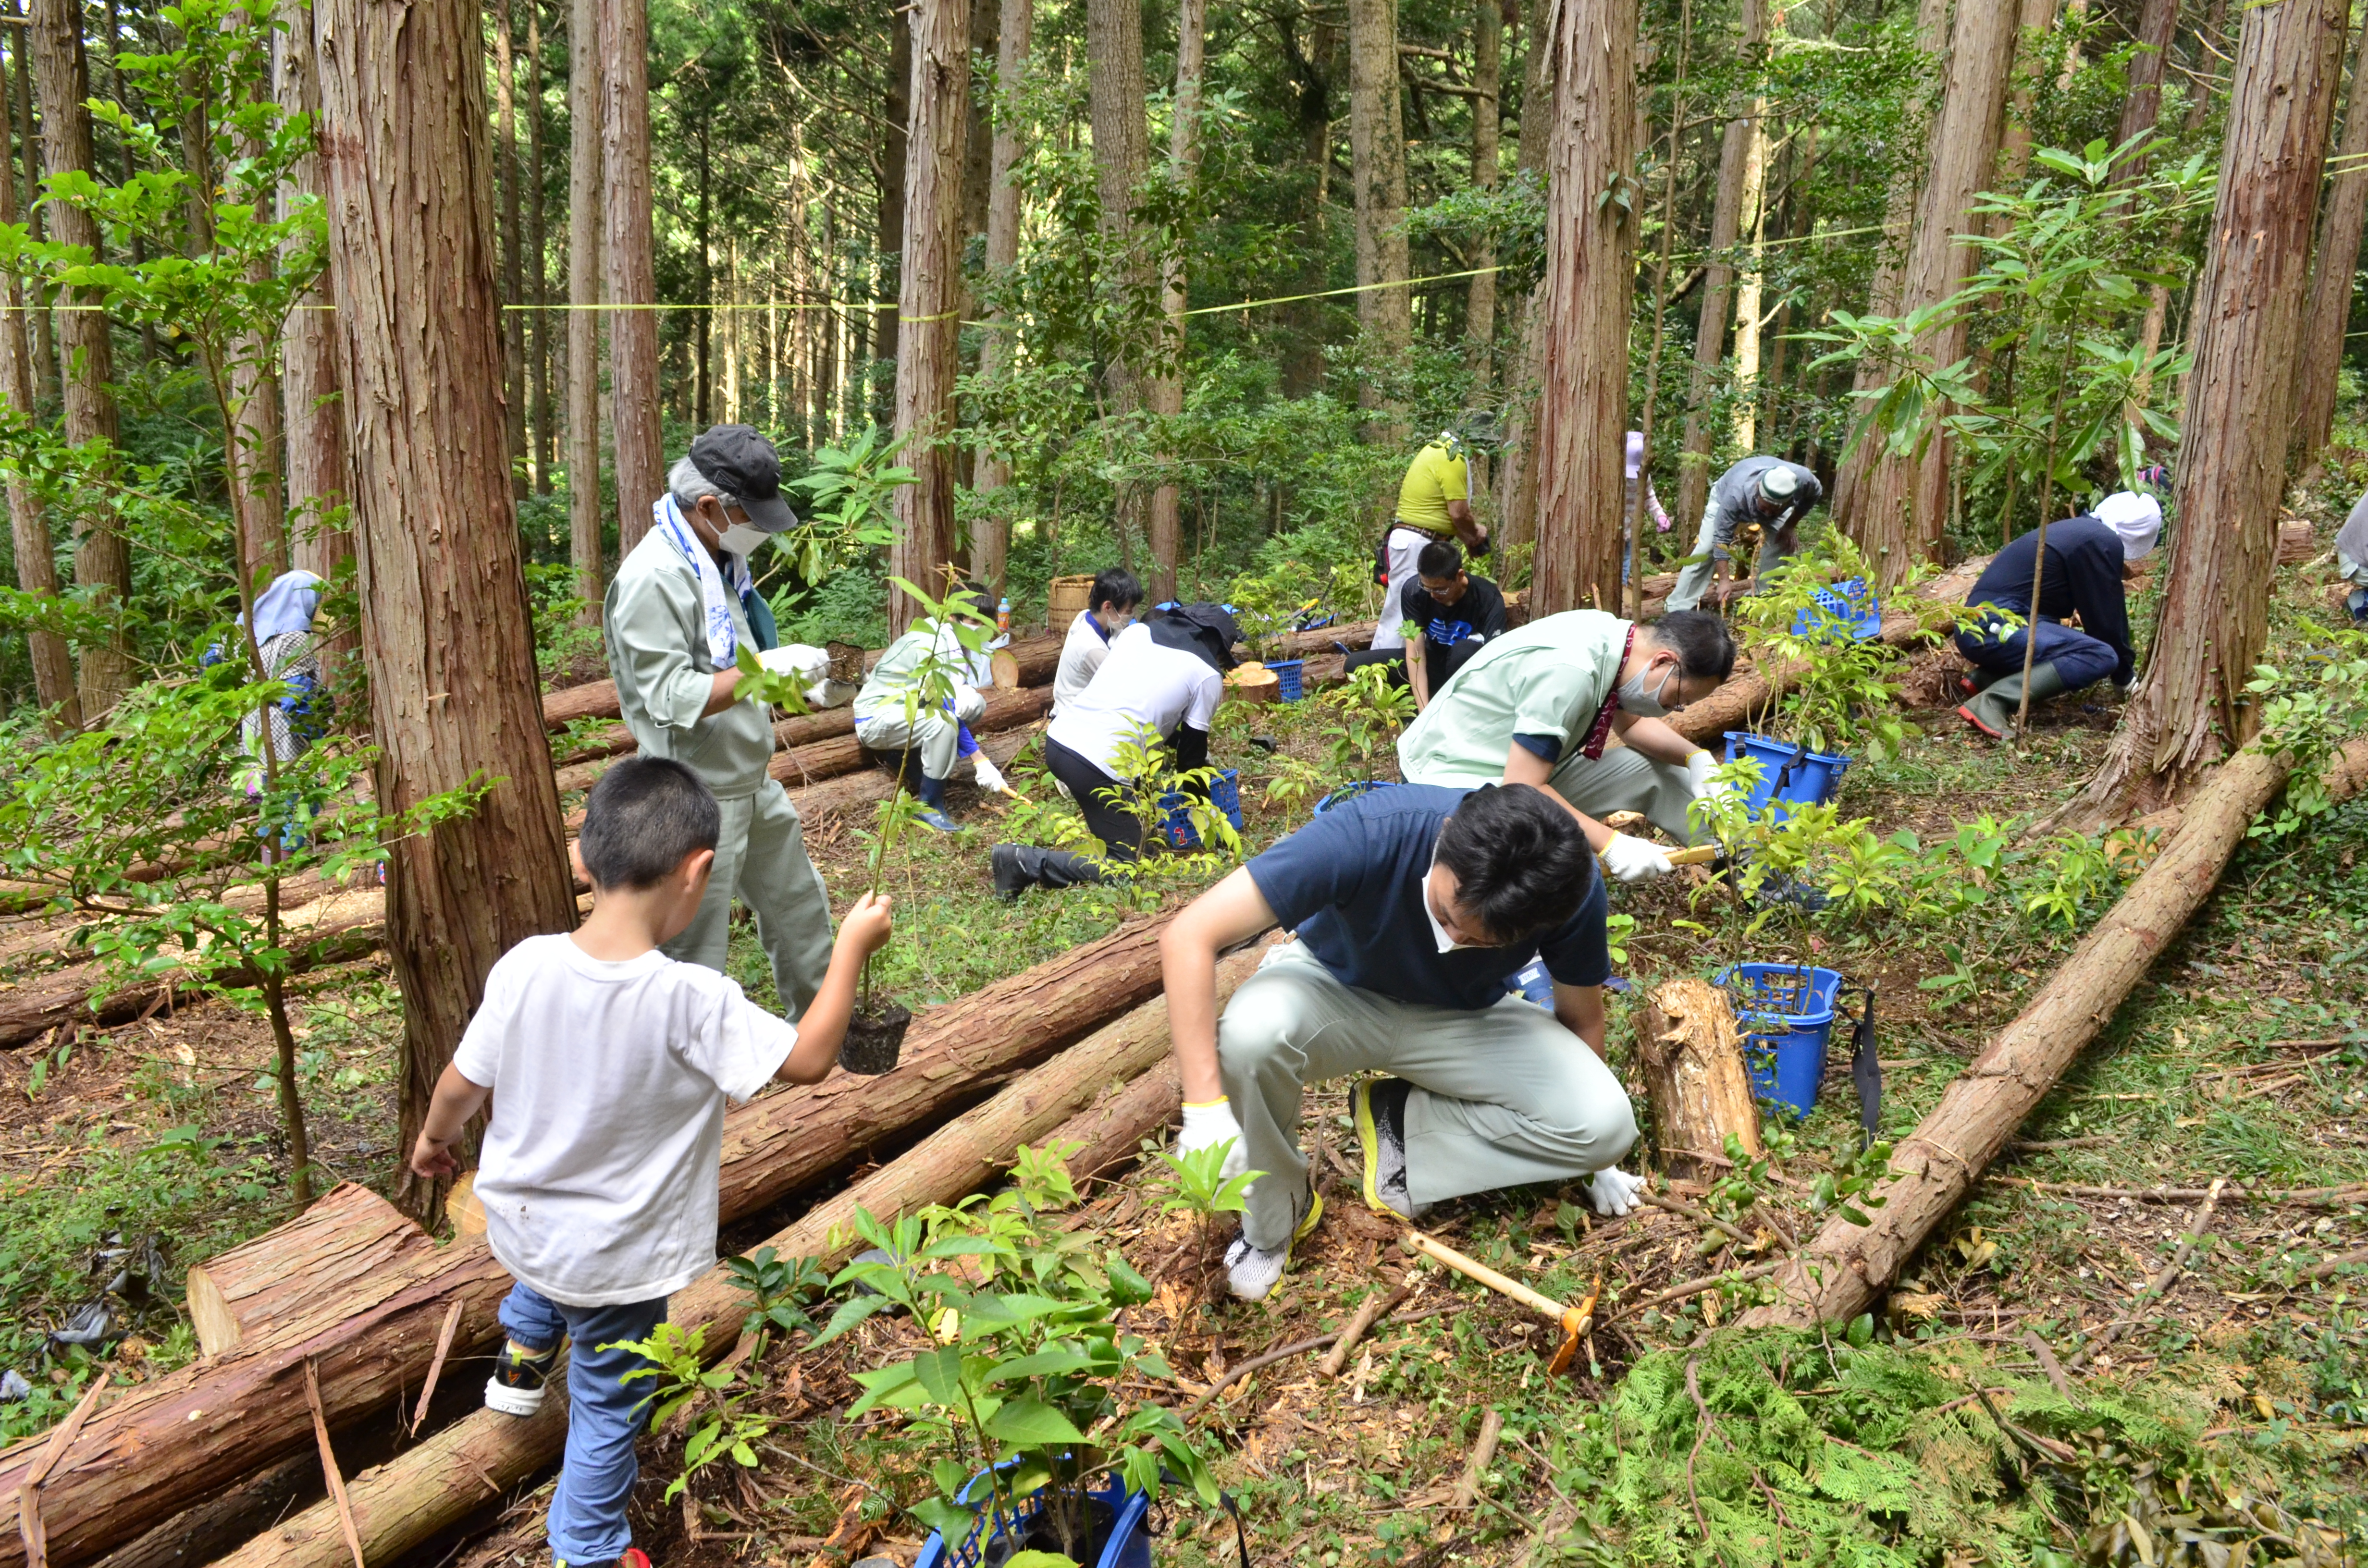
[497,1282,668,1566]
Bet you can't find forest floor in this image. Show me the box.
[2,510,2366,1562]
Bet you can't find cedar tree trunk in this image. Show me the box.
[0,37,74,732]
[969,0,1030,596]
[2292,11,2368,471]
[565,0,603,619]
[601,0,660,552]
[275,5,350,649]
[1141,0,1203,604]
[1085,0,1150,564]
[1676,0,1764,532]
[888,0,969,635]
[1348,0,1410,440]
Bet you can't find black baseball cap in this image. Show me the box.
[686,425,800,533]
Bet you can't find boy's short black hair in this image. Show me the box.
[579,756,721,891]
[1434,784,1592,943]
[1090,567,1144,614]
[1645,610,1739,685]
[1417,540,1463,580]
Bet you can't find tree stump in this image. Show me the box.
[1636,977,1764,1184]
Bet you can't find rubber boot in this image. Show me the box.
[1958,660,2070,739]
[1955,665,2001,698]
[989,844,1108,898]
[910,771,960,833]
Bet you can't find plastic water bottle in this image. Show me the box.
[996,596,1011,636]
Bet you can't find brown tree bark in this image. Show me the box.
[874,17,910,392]
[2067,0,2347,825]
[493,0,527,499]
[1745,737,2368,1329]
[525,0,552,494]
[888,0,969,635]
[1085,0,1150,565]
[1142,0,1204,603]
[1838,0,2019,586]
[2292,11,2368,471]
[29,0,131,719]
[0,35,76,733]
[184,1185,424,1355]
[1637,978,1764,1185]
[12,31,55,409]
[564,0,603,619]
[1279,12,1337,400]
[2112,0,2181,181]
[1528,0,1637,615]
[311,0,581,1221]
[968,0,1030,596]
[275,5,350,622]
[1465,0,1504,396]
[1993,0,2061,207]
[1675,0,1765,533]
[600,0,660,553]
[1347,0,1410,439]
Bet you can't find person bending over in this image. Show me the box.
[990,602,1238,897]
[1664,455,1824,612]
[1159,783,1644,1302]
[853,587,1007,832]
[1356,418,1500,674]
[1400,540,1508,711]
[409,757,892,1568]
[1955,490,2158,738]
[1396,609,1736,882]
[1053,567,1145,715]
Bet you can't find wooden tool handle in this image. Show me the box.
[1667,844,1720,866]
[1405,1230,1567,1320]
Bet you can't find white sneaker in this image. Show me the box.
[1223,1188,1324,1302]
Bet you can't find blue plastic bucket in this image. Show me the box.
[913,1466,1152,1568]
[1790,576,1883,641]
[1723,732,1850,821]
[1716,963,1844,1117]
[1160,768,1243,849]
[1269,657,1306,701]
[1313,779,1399,816]
[1503,958,1554,1009]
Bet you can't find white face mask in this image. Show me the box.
[1619,659,1679,718]
[717,521,769,558]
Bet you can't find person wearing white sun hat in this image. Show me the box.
[1954,490,2160,738]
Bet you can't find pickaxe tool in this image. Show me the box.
[1403,1230,1601,1375]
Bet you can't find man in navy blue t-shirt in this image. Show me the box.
[1158,784,1643,1301]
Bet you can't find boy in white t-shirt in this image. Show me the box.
[408,756,890,1568]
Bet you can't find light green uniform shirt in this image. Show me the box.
[1395,610,1632,787]
[604,528,777,799]
[854,619,967,722]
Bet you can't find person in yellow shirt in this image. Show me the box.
[1369,419,1498,662]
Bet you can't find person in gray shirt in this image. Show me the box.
[1665,456,1824,612]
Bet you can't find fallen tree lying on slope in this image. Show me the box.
[211,941,1274,1568]
[1741,735,2368,1329]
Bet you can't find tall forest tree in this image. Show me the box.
[311,0,580,1217]
[1836,0,2019,586]
[1144,0,1205,604]
[566,0,604,616]
[1085,0,1151,580]
[1348,0,1410,440]
[1530,0,1638,613]
[603,0,661,552]
[29,0,131,717]
[1465,0,1504,401]
[888,0,969,634]
[2293,12,2368,472]
[2112,0,2180,184]
[1675,0,1764,533]
[274,0,349,624]
[2068,0,2348,824]
[968,0,1030,596]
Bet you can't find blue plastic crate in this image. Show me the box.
[914,1465,1152,1568]
[1716,963,1844,1117]
[1159,768,1243,849]
[1269,657,1306,701]
[1723,732,1850,821]
[1312,779,1399,816]
[1791,576,1883,641]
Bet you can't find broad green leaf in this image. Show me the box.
[982,1396,1089,1446]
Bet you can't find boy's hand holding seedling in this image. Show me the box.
[771,893,897,1084]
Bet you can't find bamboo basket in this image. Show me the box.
[1047,575,1096,634]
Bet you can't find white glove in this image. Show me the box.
[755,644,828,681]
[972,753,1010,795]
[1177,1098,1249,1180]
[1583,1167,1647,1217]
[1601,832,1674,883]
[1683,749,1727,800]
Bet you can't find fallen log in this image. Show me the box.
[213,939,1273,1568]
[538,632,1070,734]
[1741,735,2368,1329]
[0,910,1182,1568]
[185,1186,424,1357]
[1636,978,1763,1185]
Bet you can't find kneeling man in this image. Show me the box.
[1158,783,1644,1302]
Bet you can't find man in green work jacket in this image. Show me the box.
[603,425,836,1018]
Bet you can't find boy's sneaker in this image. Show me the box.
[558,1552,651,1568]
[1222,1188,1323,1303]
[484,1341,558,1417]
[1353,1078,1420,1220]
